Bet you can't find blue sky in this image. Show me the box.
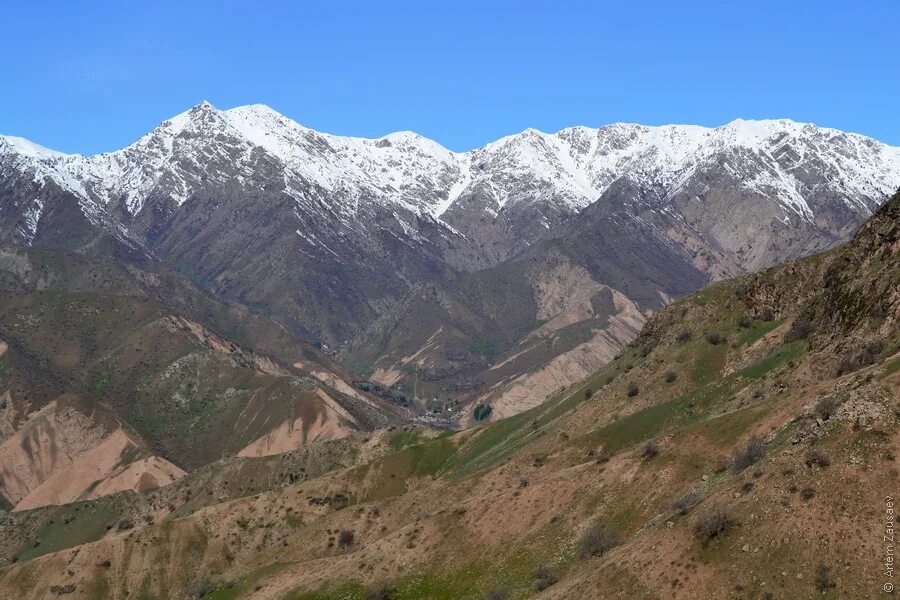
[1,1,897,153]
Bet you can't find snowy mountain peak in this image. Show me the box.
[1,106,898,232]
[0,135,69,160]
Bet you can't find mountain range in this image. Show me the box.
[2,102,898,419]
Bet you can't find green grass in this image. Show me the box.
[735,341,805,379]
[201,563,292,599]
[440,411,535,478]
[736,319,783,345]
[468,338,500,360]
[690,338,728,385]
[360,438,458,501]
[14,495,134,561]
[388,429,422,451]
[286,547,551,599]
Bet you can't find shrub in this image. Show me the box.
[676,330,693,343]
[814,397,840,420]
[50,584,77,595]
[732,435,765,472]
[532,564,558,590]
[741,481,754,493]
[804,449,831,469]
[641,439,660,460]
[667,488,702,515]
[337,529,355,549]
[664,370,678,383]
[738,316,752,328]
[626,382,640,397]
[367,582,394,600]
[485,587,509,600]
[117,518,135,531]
[577,523,622,559]
[473,404,493,421]
[759,308,775,322]
[584,388,593,400]
[694,505,732,542]
[800,486,816,500]
[706,331,725,345]
[815,562,836,591]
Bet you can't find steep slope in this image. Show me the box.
[0,192,895,598]
[0,247,400,511]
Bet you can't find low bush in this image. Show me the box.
[532,564,558,590]
[667,489,702,515]
[641,439,660,460]
[732,435,765,472]
[815,563,836,591]
[676,330,693,343]
[664,370,678,383]
[577,523,622,559]
[337,529,355,549]
[804,449,831,468]
[694,505,732,542]
[706,331,725,345]
[626,382,640,397]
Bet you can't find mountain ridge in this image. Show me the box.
[2,102,897,420]
[3,103,898,225]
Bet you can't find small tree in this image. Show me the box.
[473,404,493,421]
[641,439,660,460]
[584,388,593,400]
[804,449,831,469]
[337,529,355,549]
[667,488,702,515]
[577,523,622,559]
[626,382,640,397]
[694,505,731,542]
[815,562,836,591]
[664,370,678,383]
[532,564,558,590]
[814,396,840,420]
[706,331,725,345]
[732,435,765,472]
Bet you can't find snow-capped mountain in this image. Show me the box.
[4,102,898,236]
[1,101,898,345]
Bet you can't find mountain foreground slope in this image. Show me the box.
[0,187,896,598]
[2,104,898,420]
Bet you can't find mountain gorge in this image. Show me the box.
[1,103,898,420]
